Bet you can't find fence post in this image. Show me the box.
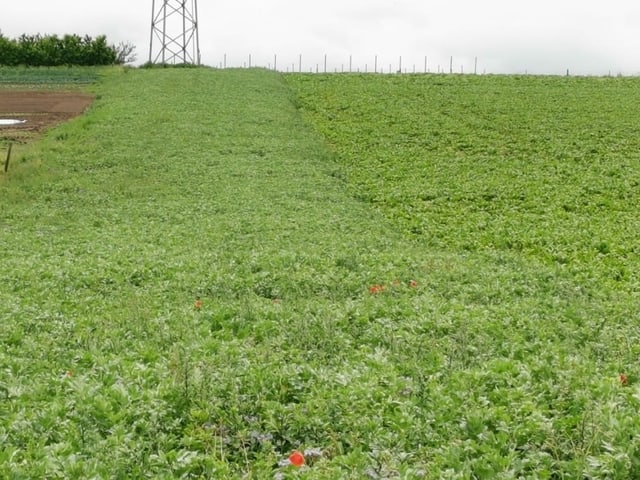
[4,143,13,173]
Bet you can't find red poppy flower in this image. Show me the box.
[409,280,418,288]
[194,299,203,309]
[369,284,385,294]
[289,450,305,467]
[620,373,628,385]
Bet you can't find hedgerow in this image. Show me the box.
[0,32,130,66]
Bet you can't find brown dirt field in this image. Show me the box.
[0,91,94,142]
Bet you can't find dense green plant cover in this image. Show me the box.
[1,68,640,478]
[285,73,640,478]
[0,33,121,66]
[0,65,100,85]
[286,73,640,287]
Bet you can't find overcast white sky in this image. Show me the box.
[3,0,640,75]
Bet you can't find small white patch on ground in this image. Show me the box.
[0,119,27,125]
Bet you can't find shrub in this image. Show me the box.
[0,31,128,66]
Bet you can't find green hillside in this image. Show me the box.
[2,68,640,478]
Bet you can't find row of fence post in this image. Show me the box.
[217,54,480,75]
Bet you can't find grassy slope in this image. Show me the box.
[1,68,425,478]
[285,73,640,478]
[1,68,640,479]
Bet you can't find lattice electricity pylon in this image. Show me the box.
[149,0,201,65]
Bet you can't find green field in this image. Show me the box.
[0,66,100,86]
[2,67,640,478]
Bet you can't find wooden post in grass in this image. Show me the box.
[4,143,12,173]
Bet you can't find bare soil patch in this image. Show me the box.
[0,91,94,143]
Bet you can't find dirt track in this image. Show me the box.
[0,91,94,142]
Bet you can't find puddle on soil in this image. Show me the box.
[0,119,27,125]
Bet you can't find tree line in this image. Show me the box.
[0,32,136,66]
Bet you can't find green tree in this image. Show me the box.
[0,32,18,65]
[0,32,131,66]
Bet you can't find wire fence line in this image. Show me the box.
[214,53,482,75]
[208,53,634,77]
